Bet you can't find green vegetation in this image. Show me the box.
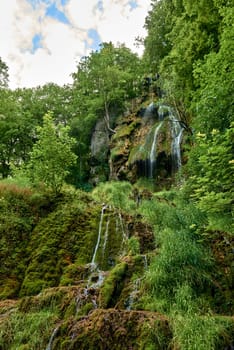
[99,262,128,308]
[16,112,77,195]
[0,1,233,348]
[0,309,58,350]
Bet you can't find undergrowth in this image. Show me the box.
[138,189,234,349]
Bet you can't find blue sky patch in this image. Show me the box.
[87,29,102,51]
[97,1,104,12]
[129,0,138,10]
[27,0,50,10]
[31,33,43,53]
[46,3,70,24]
[60,0,69,5]
[26,0,70,22]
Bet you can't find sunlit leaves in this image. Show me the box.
[186,124,234,222]
[0,57,9,88]
[23,112,77,194]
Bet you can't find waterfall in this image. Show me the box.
[142,254,148,270]
[157,104,169,121]
[75,288,88,314]
[46,326,59,350]
[125,278,142,311]
[149,103,184,177]
[149,121,163,178]
[119,213,128,255]
[102,217,110,259]
[91,204,107,266]
[143,102,156,119]
[125,255,148,310]
[86,205,107,289]
[169,114,184,171]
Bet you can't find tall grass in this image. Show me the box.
[0,309,58,350]
[142,227,214,313]
[137,190,233,349]
[139,191,207,233]
[171,313,234,350]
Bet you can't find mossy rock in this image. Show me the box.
[112,119,141,140]
[62,309,171,350]
[19,202,100,296]
[99,262,128,308]
[60,264,90,286]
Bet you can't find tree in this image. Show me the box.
[161,0,220,105]
[71,42,142,184]
[0,89,35,178]
[23,112,77,194]
[72,42,142,134]
[185,124,234,230]
[14,83,74,125]
[0,57,9,88]
[143,0,179,73]
[143,0,220,108]
[191,4,234,132]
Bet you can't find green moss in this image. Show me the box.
[128,143,149,164]
[60,264,90,286]
[127,236,140,255]
[77,302,94,317]
[112,119,141,140]
[58,309,171,350]
[19,201,100,296]
[99,262,128,308]
[110,140,128,161]
[139,318,172,350]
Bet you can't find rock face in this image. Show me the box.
[0,289,172,350]
[64,309,171,350]
[109,100,185,186]
[89,98,186,187]
[90,118,110,185]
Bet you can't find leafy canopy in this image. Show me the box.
[22,112,77,194]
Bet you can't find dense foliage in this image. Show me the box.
[0,1,233,348]
[16,112,77,195]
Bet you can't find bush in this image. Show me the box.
[143,228,214,313]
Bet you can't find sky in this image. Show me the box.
[0,0,152,89]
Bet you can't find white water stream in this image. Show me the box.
[169,114,184,171]
[88,205,108,289]
[91,205,108,266]
[45,326,60,350]
[102,217,110,258]
[149,121,163,178]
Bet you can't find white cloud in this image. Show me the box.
[65,0,101,30]
[96,0,150,53]
[0,0,151,89]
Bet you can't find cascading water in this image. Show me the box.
[147,103,184,178]
[157,104,170,121]
[102,217,110,259]
[125,255,148,310]
[91,204,108,267]
[46,326,60,350]
[143,102,157,119]
[125,278,141,311]
[119,213,128,255]
[142,254,148,270]
[88,204,108,289]
[169,114,184,172]
[149,121,163,178]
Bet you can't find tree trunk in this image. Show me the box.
[104,101,116,135]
